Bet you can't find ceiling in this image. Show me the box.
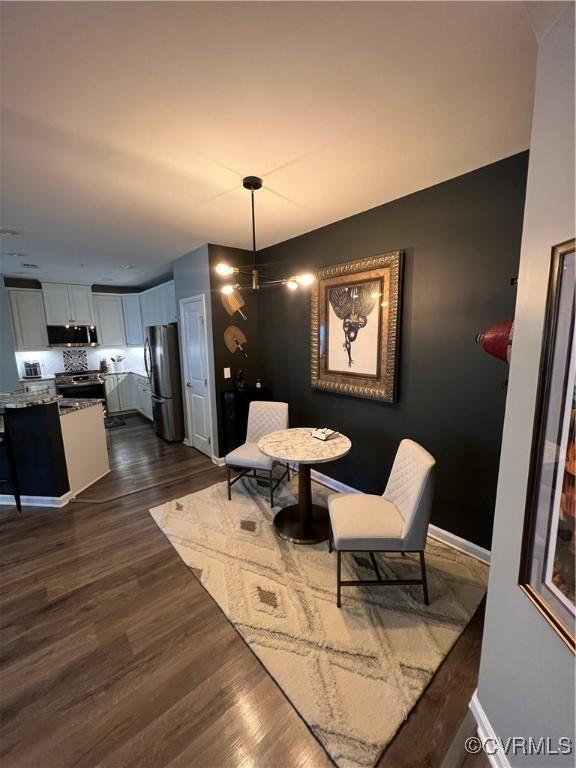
[1,1,538,286]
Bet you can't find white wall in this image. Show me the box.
[475,5,575,764]
[0,279,20,391]
[172,244,219,457]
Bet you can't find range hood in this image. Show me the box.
[47,325,99,347]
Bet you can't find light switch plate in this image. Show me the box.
[224,367,231,379]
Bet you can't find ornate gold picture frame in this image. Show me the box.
[311,251,403,402]
[519,238,575,653]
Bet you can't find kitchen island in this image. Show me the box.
[0,395,109,507]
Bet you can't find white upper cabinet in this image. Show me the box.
[41,283,70,325]
[163,280,177,323]
[140,281,177,336]
[68,285,95,325]
[8,289,49,351]
[42,283,95,325]
[93,294,126,347]
[122,295,144,346]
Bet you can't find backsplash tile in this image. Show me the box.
[15,347,146,379]
[62,349,88,372]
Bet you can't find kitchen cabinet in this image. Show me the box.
[122,295,144,346]
[104,372,150,415]
[118,372,135,411]
[140,281,177,336]
[160,281,177,324]
[104,374,121,413]
[69,285,95,325]
[93,294,126,347]
[8,289,49,351]
[105,373,132,413]
[42,283,94,325]
[133,374,153,420]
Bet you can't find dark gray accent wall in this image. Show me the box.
[256,153,529,549]
[208,245,260,453]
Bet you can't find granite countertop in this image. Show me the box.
[258,427,351,465]
[0,393,60,409]
[0,391,104,416]
[58,398,104,416]
[104,370,148,378]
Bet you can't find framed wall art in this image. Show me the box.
[519,237,575,652]
[311,251,403,402]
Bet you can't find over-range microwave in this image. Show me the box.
[47,325,99,347]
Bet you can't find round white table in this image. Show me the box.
[258,427,351,544]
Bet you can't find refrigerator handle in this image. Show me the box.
[144,338,151,382]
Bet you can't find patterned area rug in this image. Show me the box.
[150,478,488,768]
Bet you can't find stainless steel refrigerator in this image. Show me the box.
[144,324,185,442]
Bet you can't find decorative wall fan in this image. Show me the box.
[221,288,247,320]
[224,326,248,357]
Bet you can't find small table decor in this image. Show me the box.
[258,427,351,544]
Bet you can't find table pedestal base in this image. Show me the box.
[273,463,329,545]
[273,504,329,545]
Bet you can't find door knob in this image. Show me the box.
[186,382,192,388]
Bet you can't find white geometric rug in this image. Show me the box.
[150,478,488,768]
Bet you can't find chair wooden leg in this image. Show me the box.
[269,470,274,507]
[287,464,290,482]
[227,466,231,501]
[420,551,429,605]
[328,525,333,553]
[336,551,342,607]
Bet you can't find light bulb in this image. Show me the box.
[296,273,315,286]
[215,263,236,276]
[221,284,235,295]
[285,278,299,291]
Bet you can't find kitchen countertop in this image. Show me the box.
[58,398,104,416]
[105,370,148,377]
[0,392,104,416]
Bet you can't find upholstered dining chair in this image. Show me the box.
[225,401,289,506]
[328,439,436,607]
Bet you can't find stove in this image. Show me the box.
[55,370,105,386]
[55,370,106,402]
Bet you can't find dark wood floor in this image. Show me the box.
[0,414,484,767]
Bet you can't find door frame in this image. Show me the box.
[179,294,214,457]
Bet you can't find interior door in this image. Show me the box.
[180,296,211,455]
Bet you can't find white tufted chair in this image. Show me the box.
[328,439,436,607]
[225,401,290,506]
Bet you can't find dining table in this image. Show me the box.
[258,427,351,544]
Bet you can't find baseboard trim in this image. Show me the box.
[0,492,72,508]
[310,468,490,564]
[212,455,226,467]
[469,691,511,768]
[311,468,360,496]
[69,469,111,500]
[428,525,490,564]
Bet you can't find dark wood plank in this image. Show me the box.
[0,414,484,768]
[378,602,485,768]
[462,748,491,768]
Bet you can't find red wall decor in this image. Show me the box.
[476,320,514,363]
